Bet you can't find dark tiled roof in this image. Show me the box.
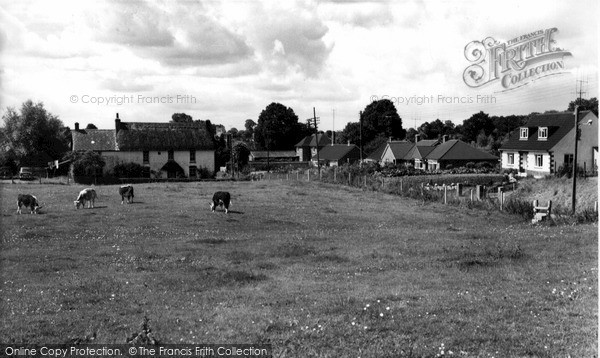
[499,111,593,151]
[313,144,359,160]
[72,130,118,151]
[405,144,435,160]
[426,140,498,161]
[387,141,414,160]
[295,133,331,147]
[366,142,387,161]
[116,122,214,151]
[416,139,440,146]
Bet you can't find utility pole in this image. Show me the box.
[314,107,321,178]
[572,105,579,215]
[359,111,363,165]
[332,109,335,145]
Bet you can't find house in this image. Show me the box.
[380,141,414,165]
[71,114,215,178]
[425,139,498,171]
[364,142,387,163]
[499,111,598,176]
[249,151,298,162]
[295,133,331,162]
[405,141,437,170]
[312,144,361,166]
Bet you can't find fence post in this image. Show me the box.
[400,179,403,192]
[498,187,503,210]
[595,201,598,212]
[470,189,473,201]
[456,183,463,196]
[348,172,351,186]
[444,185,447,204]
[297,172,299,181]
[307,171,310,181]
[364,175,367,187]
[334,167,337,182]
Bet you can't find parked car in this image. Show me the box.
[19,172,36,180]
[19,167,37,180]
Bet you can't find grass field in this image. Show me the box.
[0,180,597,357]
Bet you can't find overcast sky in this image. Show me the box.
[1,0,598,132]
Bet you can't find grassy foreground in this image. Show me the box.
[0,180,597,357]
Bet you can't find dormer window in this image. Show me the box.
[538,127,548,140]
[519,128,529,140]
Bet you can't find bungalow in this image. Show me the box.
[499,111,598,176]
[71,114,216,178]
[380,141,414,165]
[405,142,437,170]
[424,139,498,171]
[312,144,361,166]
[295,133,331,162]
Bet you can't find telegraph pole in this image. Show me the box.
[571,105,579,215]
[314,107,321,179]
[359,111,363,165]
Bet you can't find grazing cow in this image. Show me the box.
[74,188,97,209]
[210,191,231,213]
[119,185,134,204]
[17,194,40,214]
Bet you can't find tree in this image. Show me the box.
[254,103,310,150]
[86,123,98,129]
[360,99,405,144]
[232,142,250,172]
[459,111,494,144]
[64,151,105,176]
[171,113,193,123]
[405,128,418,142]
[568,97,598,116]
[418,119,455,140]
[339,122,361,146]
[2,100,69,164]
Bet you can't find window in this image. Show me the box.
[190,150,196,163]
[168,150,174,161]
[564,154,573,167]
[189,166,197,178]
[538,127,548,140]
[142,166,151,178]
[143,151,149,164]
[507,153,514,165]
[535,154,543,167]
[520,128,529,140]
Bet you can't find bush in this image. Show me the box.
[465,162,476,169]
[196,166,213,179]
[113,162,146,178]
[503,198,534,220]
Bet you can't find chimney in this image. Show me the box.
[115,113,121,134]
[415,134,420,143]
[347,140,350,146]
[74,122,79,131]
[443,135,448,143]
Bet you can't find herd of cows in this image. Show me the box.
[15,185,232,215]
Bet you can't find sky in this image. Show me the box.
[0,0,598,133]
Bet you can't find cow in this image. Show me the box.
[119,185,134,204]
[210,191,231,213]
[17,194,40,214]
[74,188,97,209]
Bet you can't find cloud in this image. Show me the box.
[243,1,333,78]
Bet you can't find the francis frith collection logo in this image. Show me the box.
[463,28,571,90]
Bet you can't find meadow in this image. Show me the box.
[0,180,597,357]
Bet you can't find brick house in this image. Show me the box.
[71,114,215,178]
[295,133,331,162]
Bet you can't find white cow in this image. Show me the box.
[74,188,97,209]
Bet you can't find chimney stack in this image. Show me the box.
[347,140,350,146]
[74,122,79,131]
[415,134,420,143]
[115,113,121,134]
[443,135,448,143]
